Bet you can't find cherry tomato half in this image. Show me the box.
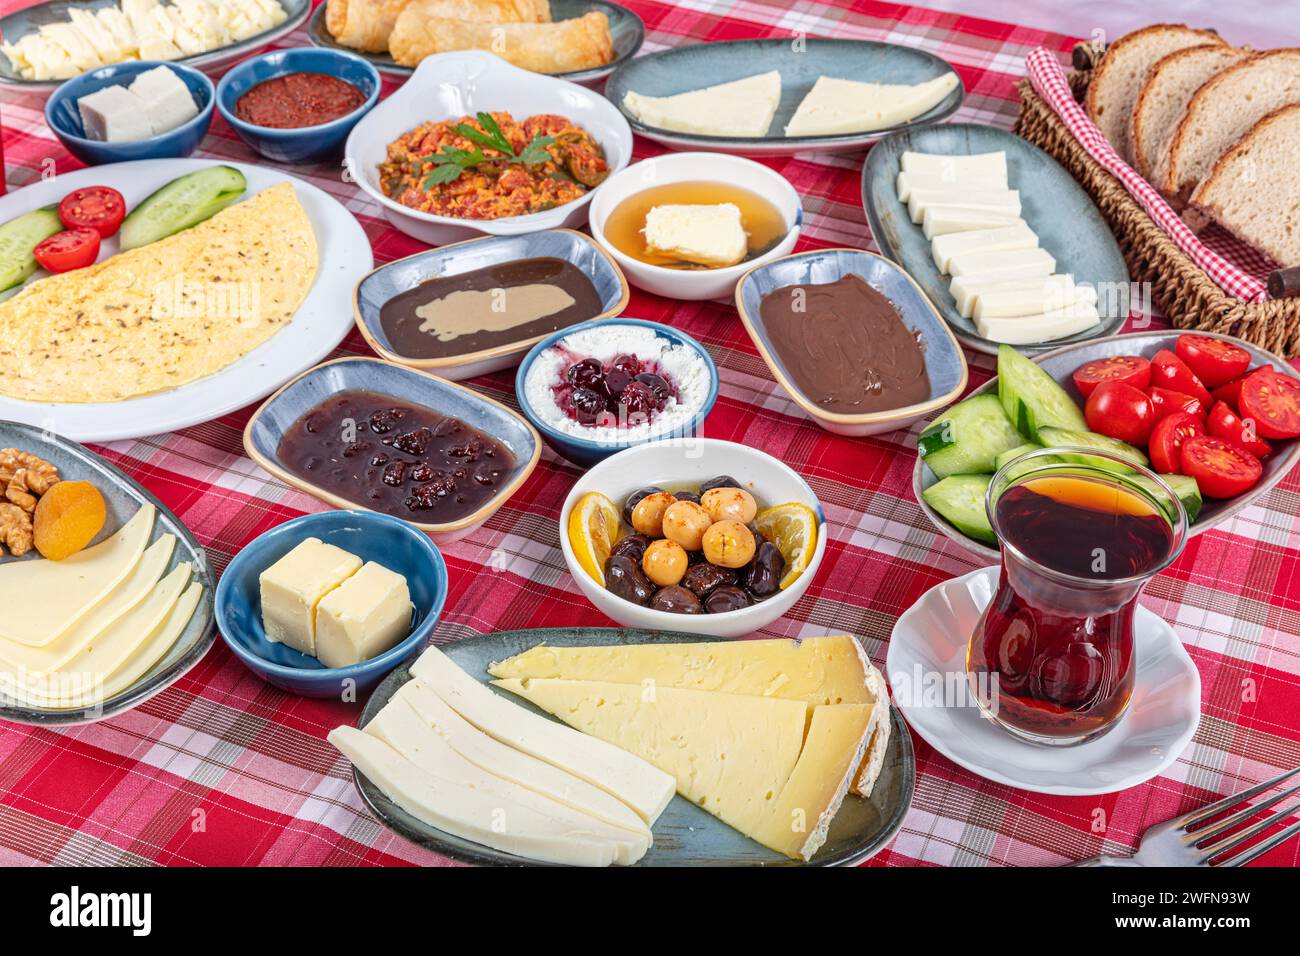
[1180,435,1262,499]
[33,227,100,273]
[1085,381,1155,445]
[1207,401,1272,459]
[1149,412,1206,475]
[1150,349,1212,407]
[1175,334,1251,388]
[1071,355,1151,398]
[1210,377,1245,411]
[1148,386,1202,421]
[1238,368,1300,440]
[57,186,126,239]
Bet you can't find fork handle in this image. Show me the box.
[1068,855,1141,867]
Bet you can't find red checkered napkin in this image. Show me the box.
[1024,47,1273,304]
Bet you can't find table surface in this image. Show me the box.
[0,0,1297,868]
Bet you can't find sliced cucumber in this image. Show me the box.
[1123,473,1203,523]
[0,206,63,291]
[994,443,1041,471]
[1036,426,1148,473]
[994,443,1063,483]
[119,165,247,250]
[918,394,1025,478]
[996,344,1087,440]
[922,475,995,544]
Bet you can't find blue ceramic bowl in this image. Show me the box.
[515,318,719,468]
[215,510,447,698]
[45,60,214,165]
[217,47,380,163]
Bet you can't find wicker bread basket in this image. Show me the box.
[1014,41,1300,358]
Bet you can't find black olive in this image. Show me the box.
[609,533,651,563]
[704,585,752,614]
[699,475,742,494]
[672,490,701,505]
[623,486,665,525]
[649,586,703,614]
[744,541,785,599]
[604,554,654,606]
[682,562,737,597]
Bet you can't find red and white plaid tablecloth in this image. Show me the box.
[0,0,1297,868]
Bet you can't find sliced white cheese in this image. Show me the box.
[642,203,748,267]
[908,188,1020,224]
[327,726,620,867]
[622,70,781,138]
[77,84,153,142]
[895,169,1007,201]
[931,223,1037,272]
[974,300,1102,345]
[947,246,1055,280]
[409,646,675,825]
[950,273,1075,318]
[784,73,959,137]
[901,149,1007,181]
[922,204,1022,238]
[973,282,1098,319]
[128,64,199,135]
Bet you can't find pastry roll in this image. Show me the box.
[327,0,549,54]
[390,9,613,73]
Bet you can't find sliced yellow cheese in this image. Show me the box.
[784,73,959,137]
[492,677,807,838]
[366,695,647,865]
[752,703,875,861]
[0,535,174,675]
[0,504,154,647]
[488,635,891,797]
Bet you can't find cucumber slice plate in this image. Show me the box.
[119,166,247,250]
[922,475,995,544]
[918,394,1025,478]
[996,344,1087,440]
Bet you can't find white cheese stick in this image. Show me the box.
[908,188,1020,223]
[974,301,1102,345]
[931,223,1037,271]
[947,246,1055,280]
[901,149,1008,182]
[950,273,1075,318]
[895,169,1007,201]
[922,204,1022,237]
[973,282,1097,319]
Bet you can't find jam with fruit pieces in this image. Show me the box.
[553,351,680,428]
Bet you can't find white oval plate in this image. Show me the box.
[886,566,1200,796]
[0,158,372,442]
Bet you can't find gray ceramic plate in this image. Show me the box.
[913,331,1300,560]
[862,123,1130,355]
[605,38,964,155]
[306,0,645,85]
[353,627,915,867]
[0,421,216,725]
[0,0,311,93]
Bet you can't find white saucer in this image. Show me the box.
[886,566,1201,795]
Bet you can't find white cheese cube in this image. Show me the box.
[973,281,1097,319]
[922,204,1022,238]
[259,537,362,656]
[896,169,1007,201]
[129,65,199,135]
[908,188,1020,223]
[77,84,154,143]
[901,149,1008,182]
[642,203,749,267]
[931,223,1037,272]
[946,246,1055,280]
[951,274,1075,318]
[974,300,1101,345]
[622,71,781,138]
[315,562,412,669]
[784,73,959,137]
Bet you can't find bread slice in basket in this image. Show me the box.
[1130,45,1250,184]
[1085,24,1225,162]
[1190,102,1300,267]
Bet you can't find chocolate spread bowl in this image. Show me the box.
[734,248,969,436]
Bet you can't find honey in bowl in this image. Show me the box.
[602,181,787,270]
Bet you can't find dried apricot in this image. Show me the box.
[33,481,106,561]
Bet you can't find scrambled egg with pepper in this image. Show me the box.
[379,112,609,220]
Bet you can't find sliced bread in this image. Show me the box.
[1084,24,1225,161]
[1164,49,1300,202]
[1131,45,1251,183]
[1190,102,1300,266]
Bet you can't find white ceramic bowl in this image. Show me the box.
[559,439,828,638]
[587,152,803,300]
[344,50,633,245]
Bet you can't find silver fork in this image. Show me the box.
[1071,766,1300,866]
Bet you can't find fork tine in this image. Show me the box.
[1189,783,1300,843]
[1176,766,1300,829]
[1198,800,1300,862]
[1215,815,1300,867]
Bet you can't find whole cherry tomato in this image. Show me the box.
[1085,381,1155,445]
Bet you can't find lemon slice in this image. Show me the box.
[752,502,818,590]
[568,492,624,586]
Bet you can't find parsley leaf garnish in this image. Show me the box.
[419,113,559,190]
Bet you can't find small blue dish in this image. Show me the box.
[215,510,448,698]
[45,60,214,166]
[217,47,380,163]
[515,318,719,468]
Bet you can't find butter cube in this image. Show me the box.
[77,84,153,142]
[259,538,363,656]
[129,65,198,135]
[314,562,412,669]
[642,203,748,267]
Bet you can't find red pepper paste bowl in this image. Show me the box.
[217,48,380,164]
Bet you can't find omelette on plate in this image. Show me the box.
[0,182,318,404]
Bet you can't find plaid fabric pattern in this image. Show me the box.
[1024,47,1274,303]
[0,0,1296,868]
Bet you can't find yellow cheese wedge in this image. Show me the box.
[0,505,155,647]
[0,535,175,676]
[488,635,891,797]
[752,703,875,861]
[492,678,808,837]
[784,73,959,137]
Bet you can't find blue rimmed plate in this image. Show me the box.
[735,248,968,436]
[352,626,916,866]
[0,421,215,726]
[243,357,541,543]
[354,229,629,381]
[306,0,645,86]
[862,122,1130,356]
[605,38,964,155]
